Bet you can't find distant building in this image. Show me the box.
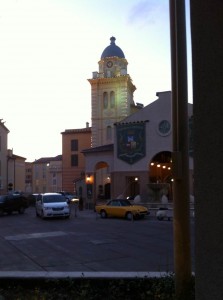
[25,162,33,194]
[7,152,26,193]
[0,120,28,194]
[0,120,9,194]
[32,155,62,193]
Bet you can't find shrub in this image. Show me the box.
[0,274,195,300]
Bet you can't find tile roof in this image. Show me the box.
[82,144,113,154]
[33,155,62,164]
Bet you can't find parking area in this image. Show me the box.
[0,206,194,277]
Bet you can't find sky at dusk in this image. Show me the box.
[0,0,192,162]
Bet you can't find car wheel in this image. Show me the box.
[0,209,4,216]
[7,210,12,215]
[126,212,133,221]
[157,215,164,221]
[100,210,107,218]
[41,210,45,219]
[134,214,141,220]
[18,207,25,214]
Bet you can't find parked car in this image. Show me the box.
[57,191,79,204]
[156,207,173,221]
[95,199,149,220]
[0,194,29,216]
[27,193,40,206]
[35,193,71,219]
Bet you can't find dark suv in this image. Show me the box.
[0,194,29,216]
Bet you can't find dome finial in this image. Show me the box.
[101,36,125,59]
[110,36,116,44]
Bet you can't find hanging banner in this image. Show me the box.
[116,122,146,164]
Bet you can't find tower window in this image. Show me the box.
[106,126,112,140]
[103,92,108,109]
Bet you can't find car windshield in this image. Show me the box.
[43,195,66,203]
[108,199,132,206]
[119,200,132,206]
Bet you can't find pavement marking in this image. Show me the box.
[90,239,116,245]
[4,231,67,241]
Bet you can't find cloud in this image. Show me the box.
[127,0,167,27]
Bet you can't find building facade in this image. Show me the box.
[88,36,142,148]
[0,120,9,194]
[25,162,33,194]
[82,37,193,206]
[9,153,26,193]
[61,124,91,194]
[32,155,62,193]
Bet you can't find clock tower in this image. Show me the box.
[88,37,137,147]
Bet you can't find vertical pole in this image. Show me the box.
[169,0,192,299]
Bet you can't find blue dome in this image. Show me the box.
[101,37,125,59]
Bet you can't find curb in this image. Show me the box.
[0,271,170,279]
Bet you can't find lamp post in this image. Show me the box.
[86,174,93,209]
[169,0,192,299]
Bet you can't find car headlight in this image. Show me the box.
[71,198,79,202]
[44,207,51,210]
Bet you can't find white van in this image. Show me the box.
[35,193,70,219]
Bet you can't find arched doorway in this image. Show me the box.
[149,151,173,202]
[95,161,111,201]
[126,176,140,200]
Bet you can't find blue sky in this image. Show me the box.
[0,0,191,162]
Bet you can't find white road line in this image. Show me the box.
[4,231,67,241]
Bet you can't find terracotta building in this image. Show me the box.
[61,124,91,194]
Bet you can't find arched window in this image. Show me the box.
[110,91,115,108]
[103,92,108,109]
[106,126,112,140]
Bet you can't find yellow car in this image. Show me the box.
[95,199,149,220]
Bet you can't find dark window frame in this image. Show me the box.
[71,154,78,167]
[71,139,78,151]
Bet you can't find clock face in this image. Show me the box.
[158,120,171,136]
[106,61,113,68]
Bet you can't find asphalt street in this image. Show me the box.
[0,206,194,279]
